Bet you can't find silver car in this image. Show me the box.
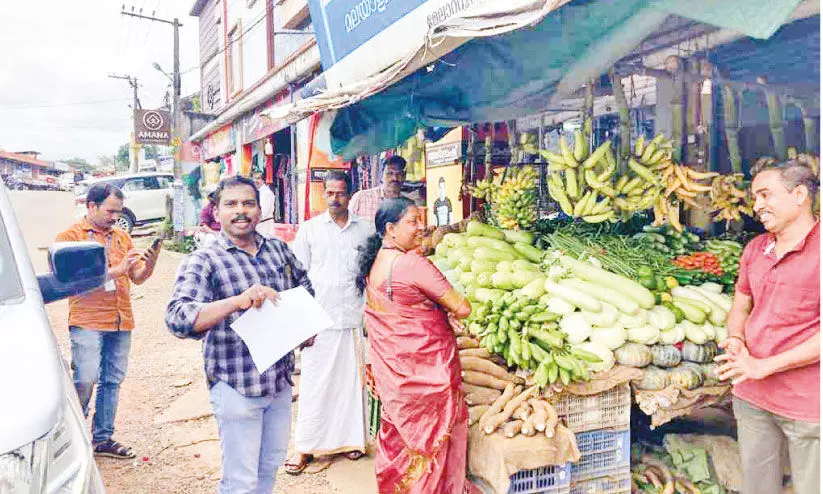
[0,182,106,493]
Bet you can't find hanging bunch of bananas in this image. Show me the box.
[710,173,753,222]
[492,166,538,230]
[541,130,661,223]
[634,134,716,231]
[469,176,499,202]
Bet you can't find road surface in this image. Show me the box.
[9,190,377,494]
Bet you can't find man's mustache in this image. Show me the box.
[331,202,342,208]
[232,215,251,223]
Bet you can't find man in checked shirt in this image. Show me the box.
[166,175,315,493]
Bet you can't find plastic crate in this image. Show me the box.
[554,383,631,434]
[570,472,632,494]
[571,429,631,482]
[508,463,572,494]
[366,387,381,439]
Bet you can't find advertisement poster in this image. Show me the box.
[425,127,464,227]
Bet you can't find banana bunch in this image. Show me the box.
[710,173,753,222]
[474,293,599,386]
[541,130,662,222]
[469,177,498,202]
[493,166,538,230]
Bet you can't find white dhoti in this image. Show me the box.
[294,327,366,455]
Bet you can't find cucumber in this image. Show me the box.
[559,278,640,315]
[672,299,708,324]
[558,255,655,309]
[543,280,602,312]
[466,220,505,239]
[504,229,535,245]
[474,246,515,262]
[513,242,545,263]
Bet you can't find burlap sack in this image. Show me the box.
[468,423,581,494]
[633,384,731,428]
[558,365,644,396]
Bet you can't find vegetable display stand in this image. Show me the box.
[570,428,630,482]
[554,383,631,434]
[508,464,572,494]
[569,472,632,494]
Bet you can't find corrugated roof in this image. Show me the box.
[0,150,52,168]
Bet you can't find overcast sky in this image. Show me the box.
[0,0,201,164]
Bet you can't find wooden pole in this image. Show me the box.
[610,70,631,166]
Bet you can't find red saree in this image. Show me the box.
[364,253,469,494]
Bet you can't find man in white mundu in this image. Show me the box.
[285,170,373,474]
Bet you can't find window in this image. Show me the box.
[273,17,313,65]
[0,213,24,304]
[228,21,243,96]
[123,177,157,192]
[156,176,173,189]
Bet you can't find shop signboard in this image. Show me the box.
[134,109,171,145]
[307,0,481,88]
[426,141,461,168]
[202,124,236,160]
[425,127,464,227]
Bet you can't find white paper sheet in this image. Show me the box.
[230,287,334,374]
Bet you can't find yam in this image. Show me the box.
[459,348,493,359]
[527,399,549,432]
[520,414,537,436]
[483,386,538,434]
[503,420,524,438]
[462,383,497,396]
[478,383,515,431]
[513,402,531,421]
[464,390,501,406]
[544,402,559,438]
[462,371,509,391]
[468,405,489,426]
[460,357,524,384]
[457,336,479,349]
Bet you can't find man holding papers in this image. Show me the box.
[285,170,373,474]
[165,176,314,494]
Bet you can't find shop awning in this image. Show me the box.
[266,0,805,159]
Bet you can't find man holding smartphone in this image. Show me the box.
[56,182,161,459]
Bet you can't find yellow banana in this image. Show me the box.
[565,170,579,200]
[573,130,587,162]
[574,190,592,216]
[668,200,683,232]
[581,141,612,170]
[673,165,692,192]
[615,175,629,192]
[634,135,646,157]
[686,168,719,180]
[640,142,658,163]
[560,136,578,168]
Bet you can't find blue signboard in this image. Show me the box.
[307,0,428,70]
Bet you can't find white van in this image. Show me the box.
[0,182,105,492]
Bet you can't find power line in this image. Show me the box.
[0,98,132,111]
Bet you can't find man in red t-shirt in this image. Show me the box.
[716,159,820,494]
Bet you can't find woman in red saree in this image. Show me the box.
[356,198,479,494]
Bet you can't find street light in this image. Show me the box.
[153,62,173,82]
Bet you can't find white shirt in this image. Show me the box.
[256,184,276,237]
[291,211,374,329]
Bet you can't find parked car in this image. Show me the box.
[0,181,106,493]
[74,172,174,232]
[59,173,77,192]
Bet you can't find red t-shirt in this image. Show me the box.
[733,222,820,422]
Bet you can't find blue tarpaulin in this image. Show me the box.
[328,0,804,158]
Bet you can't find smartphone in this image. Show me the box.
[150,235,165,251]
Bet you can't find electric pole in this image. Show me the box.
[109,73,141,173]
[122,7,184,237]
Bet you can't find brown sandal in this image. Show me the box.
[284,454,313,475]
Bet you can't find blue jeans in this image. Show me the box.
[69,327,132,445]
[209,381,292,494]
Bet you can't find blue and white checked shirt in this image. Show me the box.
[165,232,314,397]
